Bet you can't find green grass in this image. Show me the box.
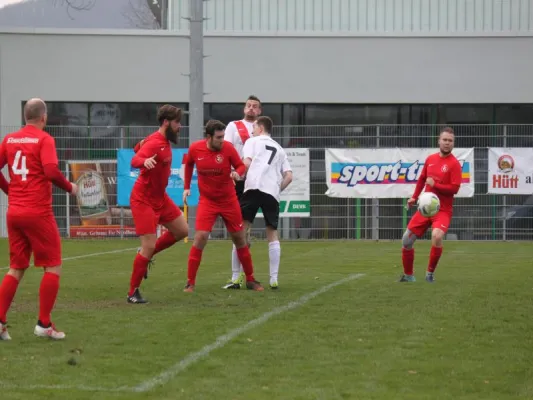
[0,239,531,400]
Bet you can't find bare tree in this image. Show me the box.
[122,0,161,29]
[51,0,96,20]
[50,0,165,29]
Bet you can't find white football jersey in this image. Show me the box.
[223,119,254,158]
[242,135,292,201]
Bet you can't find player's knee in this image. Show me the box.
[402,230,417,249]
[44,266,62,276]
[7,268,25,281]
[431,229,445,245]
[193,231,209,249]
[266,226,278,242]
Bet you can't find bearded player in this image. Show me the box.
[182,119,263,292]
[399,127,462,283]
[127,105,189,304]
[223,95,262,289]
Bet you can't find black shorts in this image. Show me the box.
[240,189,280,230]
[235,180,245,199]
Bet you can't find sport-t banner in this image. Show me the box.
[488,148,533,194]
[66,160,136,238]
[116,149,199,207]
[325,148,475,198]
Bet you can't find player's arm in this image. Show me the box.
[411,161,428,200]
[433,161,462,195]
[131,141,158,169]
[0,140,9,194]
[223,122,236,145]
[241,140,253,171]
[228,143,246,177]
[41,136,74,193]
[133,139,145,154]
[183,148,195,190]
[280,152,293,192]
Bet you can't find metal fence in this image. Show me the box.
[1,124,532,241]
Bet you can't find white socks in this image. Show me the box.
[268,241,281,285]
[231,244,243,281]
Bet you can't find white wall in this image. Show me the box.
[2,30,533,130]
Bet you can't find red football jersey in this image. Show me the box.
[130,131,172,208]
[0,125,60,217]
[413,152,462,213]
[184,140,245,202]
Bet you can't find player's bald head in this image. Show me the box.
[24,98,47,122]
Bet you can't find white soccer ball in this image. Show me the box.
[417,192,440,218]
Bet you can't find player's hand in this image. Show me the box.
[230,171,242,181]
[182,189,190,205]
[407,197,417,208]
[144,154,157,169]
[70,183,78,196]
[426,177,435,187]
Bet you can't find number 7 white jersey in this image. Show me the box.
[242,135,292,202]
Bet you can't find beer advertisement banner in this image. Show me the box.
[66,160,136,238]
[488,148,533,194]
[116,149,199,207]
[258,148,310,218]
[325,148,475,198]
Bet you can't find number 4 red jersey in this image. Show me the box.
[0,125,61,217]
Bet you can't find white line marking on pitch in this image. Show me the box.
[132,273,366,393]
[0,247,138,271]
[0,273,365,393]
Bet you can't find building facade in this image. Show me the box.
[0,0,532,239]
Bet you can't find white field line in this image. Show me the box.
[0,273,366,393]
[0,247,138,271]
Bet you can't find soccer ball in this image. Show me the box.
[417,192,440,218]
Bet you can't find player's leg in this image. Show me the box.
[426,212,452,283]
[184,200,217,292]
[129,200,158,303]
[0,215,30,340]
[222,200,264,291]
[223,190,259,289]
[399,211,429,282]
[156,196,188,255]
[261,193,281,289]
[228,181,246,286]
[29,215,66,339]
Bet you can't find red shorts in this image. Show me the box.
[407,210,452,238]
[7,214,62,269]
[131,195,183,236]
[196,199,243,233]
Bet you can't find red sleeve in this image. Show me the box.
[0,173,8,194]
[0,139,7,169]
[412,161,428,200]
[133,139,145,154]
[184,146,195,190]
[132,140,158,168]
[434,161,462,196]
[43,164,73,193]
[40,135,59,166]
[227,143,246,176]
[0,140,8,194]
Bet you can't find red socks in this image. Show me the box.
[187,246,203,285]
[0,274,19,323]
[427,246,443,273]
[154,231,177,255]
[402,248,415,275]
[39,272,60,327]
[236,246,256,282]
[129,253,150,296]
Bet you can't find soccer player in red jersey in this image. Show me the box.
[182,120,264,292]
[400,127,462,283]
[127,105,189,304]
[0,98,78,340]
